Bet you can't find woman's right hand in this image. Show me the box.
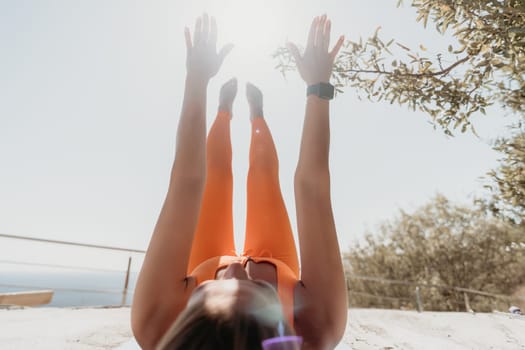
[287,15,344,86]
[185,14,233,84]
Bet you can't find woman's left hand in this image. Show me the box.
[185,14,233,84]
[287,15,344,86]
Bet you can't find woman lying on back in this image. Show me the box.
[131,13,347,350]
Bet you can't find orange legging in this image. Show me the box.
[187,111,299,276]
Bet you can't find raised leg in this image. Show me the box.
[243,83,299,275]
[187,79,238,273]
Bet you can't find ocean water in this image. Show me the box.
[0,269,139,307]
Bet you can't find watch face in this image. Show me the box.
[319,83,335,99]
[307,83,335,100]
[319,84,334,100]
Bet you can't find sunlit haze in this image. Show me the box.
[0,0,518,274]
[211,0,290,52]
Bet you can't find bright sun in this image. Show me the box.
[211,0,289,54]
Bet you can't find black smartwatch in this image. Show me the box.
[307,82,335,100]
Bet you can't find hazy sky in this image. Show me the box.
[0,0,517,273]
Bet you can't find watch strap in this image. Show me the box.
[307,82,335,100]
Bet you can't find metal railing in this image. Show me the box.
[346,274,524,312]
[0,233,146,306]
[2,232,521,312]
[0,233,145,253]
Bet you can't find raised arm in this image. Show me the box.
[131,14,232,350]
[288,15,347,349]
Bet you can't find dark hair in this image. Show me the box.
[156,288,295,350]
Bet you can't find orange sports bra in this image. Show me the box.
[189,255,298,328]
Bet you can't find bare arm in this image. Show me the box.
[288,15,347,349]
[131,15,232,350]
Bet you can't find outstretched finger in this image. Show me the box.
[306,16,318,49]
[323,20,331,52]
[202,13,210,42]
[194,17,202,45]
[184,27,192,51]
[287,42,302,64]
[330,35,345,63]
[218,43,234,64]
[316,14,327,48]
[210,16,217,47]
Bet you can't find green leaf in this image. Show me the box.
[396,43,411,51]
[373,26,382,39]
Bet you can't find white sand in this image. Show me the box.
[1,307,524,349]
[0,306,131,350]
[343,309,525,350]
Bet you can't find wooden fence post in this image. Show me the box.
[121,257,132,306]
[464,292,473,313]
[415,287,423,312]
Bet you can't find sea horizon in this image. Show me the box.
[0,269,139,307]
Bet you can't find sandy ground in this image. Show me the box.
[0,306,131,350]
[343,309,525,350]
[0,307,524,349]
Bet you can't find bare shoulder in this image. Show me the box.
[293,281,342,350]
[132,277,197,350]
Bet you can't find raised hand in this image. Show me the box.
[185,14,234,84]
[287,15,344,86]
[290,16,349,348]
